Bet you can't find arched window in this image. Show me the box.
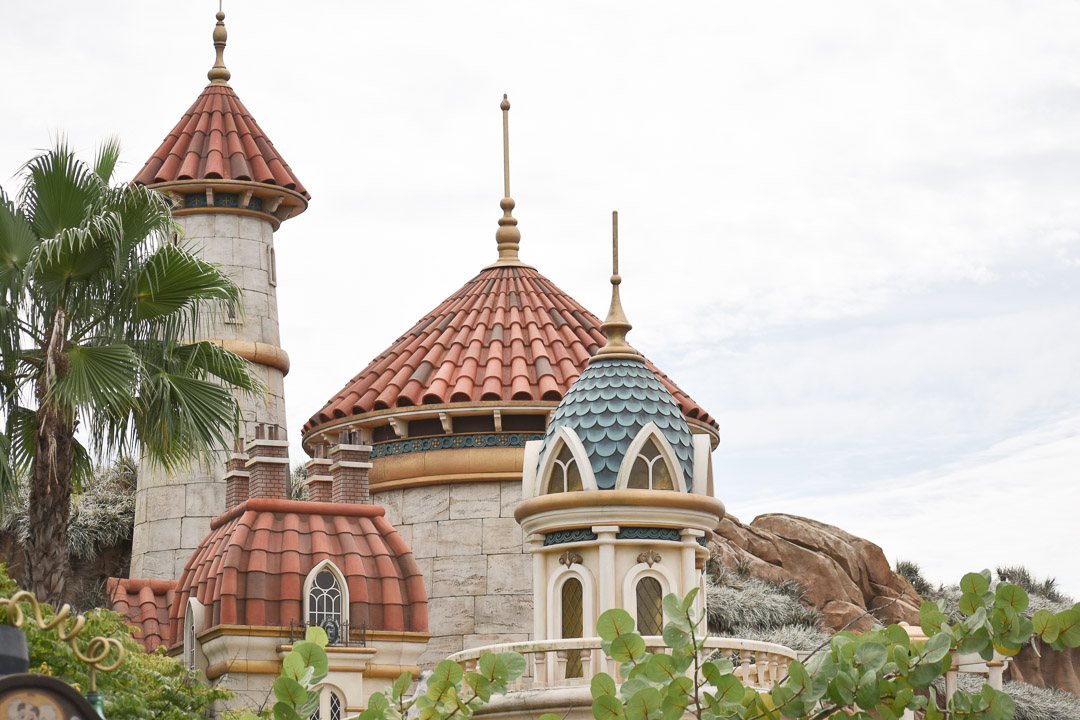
[636,577,664,636]
[308,568,343,640]
[561,578,584,678]
[546,443,583,494]
[308,687,344,720]
[627,438,674,490]
[184,603,196,670]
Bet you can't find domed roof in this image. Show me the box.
[168,499,428,640]
[539,356,695,490]
[302,265,717,434]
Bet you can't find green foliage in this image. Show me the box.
[996,567,1067,605]
[895,559,935,599]
[351,572,1069,720]
[0,565,229,719]
[234,625,329,720]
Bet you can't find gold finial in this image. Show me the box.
[491,94,525,267]
[593,211,640,361]
[208,9,231,85]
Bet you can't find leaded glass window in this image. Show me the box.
[636,577,664,636]
[309,569,342,631]
[628,438,674,490]
[547,443,582,493]
[330,691,342,720]
[184,604,196,670]
[561,578,584,678]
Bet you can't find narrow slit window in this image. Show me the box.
[561,578,584,678]
[636,577,664,636]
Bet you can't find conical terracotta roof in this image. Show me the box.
[303,265,716,433]
[133,84,308,198]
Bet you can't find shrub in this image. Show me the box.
[935,674,1080,720]
[997,566,1067,604]
[0,566,229,719]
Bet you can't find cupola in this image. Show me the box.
[515,213,724,664]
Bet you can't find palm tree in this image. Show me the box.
[0,140,262,604]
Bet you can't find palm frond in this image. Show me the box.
[48,344,138,417]
[92,138,121,183]
[18,141,102,242]
[0,189,37,293]
[170,341,265,395]
[0,434,19,515]
[134,244,239,322]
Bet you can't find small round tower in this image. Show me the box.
[130,12,309,580]
[516,212,722,669]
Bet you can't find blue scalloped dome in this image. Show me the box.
[538,357,695,490]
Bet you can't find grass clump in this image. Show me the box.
[894,559,934,598]
[706,563,829,651]
[934,675,1080,720]
[997,565,1067,604]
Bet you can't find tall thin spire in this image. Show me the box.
[491,94,523,266]
[208,10,231,86]
[593,211,640,361]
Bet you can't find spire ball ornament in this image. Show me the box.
[592,210,641,361]
[491,94,525,266]
[208,10,231,85]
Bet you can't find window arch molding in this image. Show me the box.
[535,427,598,496]
[546,563,597,642]
[309,683,346,720]
[615,423,687,492]
[303,559,349,634]
[621,562,679,637]
[184,597,207,672]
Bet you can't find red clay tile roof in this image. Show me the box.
[133,84,309,198]
[107,577,178,651]
[169,499,427,641]
[304,265,716,433]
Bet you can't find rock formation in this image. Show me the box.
[709,513,1079,697]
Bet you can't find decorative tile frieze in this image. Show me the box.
[369,432,544,458]
[616,527,682,542]
[542,528,598,546]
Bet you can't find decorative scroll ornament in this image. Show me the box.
[558,551,583,567]
[1,591,125,691]
[638,550,662,567]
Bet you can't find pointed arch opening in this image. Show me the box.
[617,423,687,492]
[535,427,597,496]
[547,442,583,494]
[304,560,348,645]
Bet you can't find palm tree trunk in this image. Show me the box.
[26,402,74,606]
[26,313,73,606]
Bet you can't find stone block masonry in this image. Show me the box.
[375,480,533,667]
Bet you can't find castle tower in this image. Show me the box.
[517,212,722,679]
[129,11,309,580]
[302,99,719,665]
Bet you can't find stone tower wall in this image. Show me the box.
[130,212,288,580]
[375,479,533,666]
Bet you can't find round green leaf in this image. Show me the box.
[305,624,329,647]
[625,687,662,720]
[712,674,744,704]
[995,584,1030,613]
[273,676,307,707]
[591,672,617,699]
[921,633,952,664]
[392,670,413,699]
[499,651,527,681]
[1056,609,1080,648]
[960,572,990,597]
[610,634,647,663]
[1032,609,1059,644]
[920,602,947,636]
[433,659,465,684]
[855,642,888,673]
[644,654,678,683]
[593,694,625,720]
[598,608,636,641]
[958,592,983,617]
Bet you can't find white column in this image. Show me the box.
[594,526,619,615]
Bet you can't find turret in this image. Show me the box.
[130,11,309,580]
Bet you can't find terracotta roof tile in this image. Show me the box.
[304,266,716,433]
[133,84,308,198]
[107,577,177,651]
[168,499,427,641]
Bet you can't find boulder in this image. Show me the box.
[710,513,922,633]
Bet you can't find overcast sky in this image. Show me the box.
[3,1,1078,596]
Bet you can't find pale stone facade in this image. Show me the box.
[377,479,534,666]
[130,212,289,580]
